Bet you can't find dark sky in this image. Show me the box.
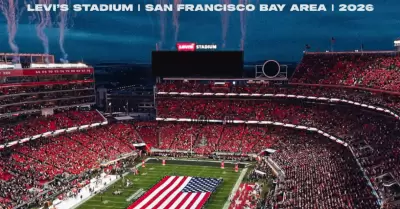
[0,0,398,63]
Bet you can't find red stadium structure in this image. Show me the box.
[0,53,95,117]
[1,51,400,209]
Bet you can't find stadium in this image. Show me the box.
[0,46,399,209]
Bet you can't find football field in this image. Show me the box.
[77,161,241,209]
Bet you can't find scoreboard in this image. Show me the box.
[152,51,243,77]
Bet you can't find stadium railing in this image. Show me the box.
[289,83,400,95]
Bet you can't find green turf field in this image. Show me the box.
[77,162,241,209]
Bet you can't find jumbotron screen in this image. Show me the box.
[152,51,243,77]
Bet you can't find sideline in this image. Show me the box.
[67,160,149,209]
[39,173,119,209]
[69,174,121,209]
[222,167,248,209]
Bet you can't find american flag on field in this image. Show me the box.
[127,176,222,209]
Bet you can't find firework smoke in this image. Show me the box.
[0,0,21,56]
[158,0,166,49]
[220,0,230,48]
[239,0,248,50]
[35,0,52,62]
[173,0,182,42]
[58,0,68,63]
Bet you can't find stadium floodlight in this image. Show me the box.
[0,64,15,69]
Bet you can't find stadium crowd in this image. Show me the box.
[0,123,140,209]
[155,98,400,179]
[291,53,400,91]
[269,130,379,209]
[0,105,397,208]
[0,109,104,143]
[156,82,400,113]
